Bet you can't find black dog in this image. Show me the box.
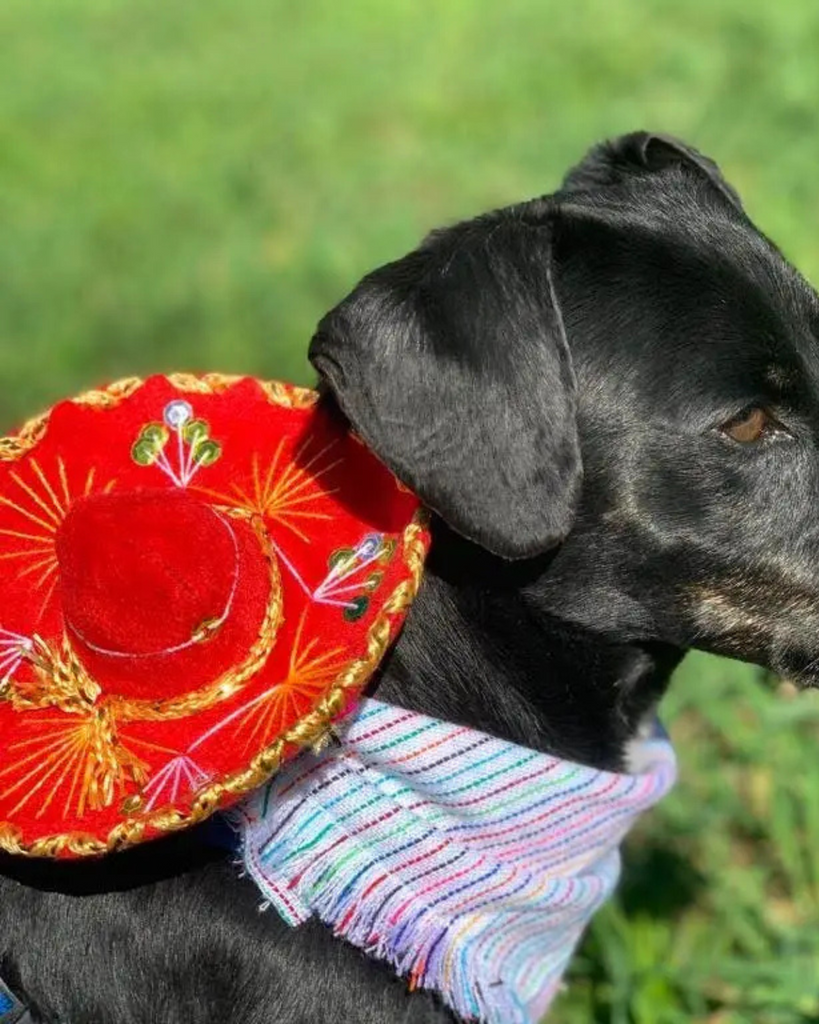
[2,132,818,1023]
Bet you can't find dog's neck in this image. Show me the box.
[377,523,684,770]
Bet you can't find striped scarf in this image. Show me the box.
[234,699,676,1023]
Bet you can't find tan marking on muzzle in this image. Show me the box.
[692,588,768,633]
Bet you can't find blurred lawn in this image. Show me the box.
[3,1,819,1020]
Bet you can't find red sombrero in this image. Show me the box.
[0,374,429,858]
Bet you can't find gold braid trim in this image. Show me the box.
[72,376,144,408]
[4,643,150,815]
[3,640,149,814]
[7,636,101,713]
[0,511,428,858]
[0,373,320,462]
[0,412,49,461]
[84,706,149,814]
[259,379,318,409]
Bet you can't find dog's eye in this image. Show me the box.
[720,406,780,443]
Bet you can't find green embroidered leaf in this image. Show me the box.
[195,439,222,466]
[364,571,383,593]
[343,595,369,622]
[131,438,159,466]
[328,547,354,571]
[378,538,397,563]
[140,423,169,447]
[183,419,210,446]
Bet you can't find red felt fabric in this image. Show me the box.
[0,375,430,856]
[58,490,239,656]
[67,505,271,700]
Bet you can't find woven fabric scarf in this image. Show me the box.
[234,699,676,1023]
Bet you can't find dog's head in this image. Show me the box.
[310,133,819,686]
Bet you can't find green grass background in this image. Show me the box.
[3,1,819,1020]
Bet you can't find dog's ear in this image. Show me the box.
[562,131,743,210]
[309,214,580,560]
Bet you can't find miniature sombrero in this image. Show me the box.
[0,374,429,858]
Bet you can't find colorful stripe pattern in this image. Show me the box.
[236,699,676,1023]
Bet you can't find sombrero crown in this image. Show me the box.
[0,374,429,857]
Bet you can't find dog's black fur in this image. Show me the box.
[3,133,819,1022]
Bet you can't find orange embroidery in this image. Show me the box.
[200,609,348,757]
[0,458,114,618]
[195,437,340,543]
[0,710,147,819]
